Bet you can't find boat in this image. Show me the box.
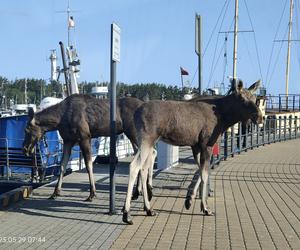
[0,2,133,184]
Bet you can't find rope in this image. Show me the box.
[206,11,235,89]
[191,0,231,86]
[242,0,264,84]
[265,0,288,86]
[268,26,289,87]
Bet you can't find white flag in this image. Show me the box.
[68,16,75,28]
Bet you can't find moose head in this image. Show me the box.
[230,78,263,125]
[23,108,44,156]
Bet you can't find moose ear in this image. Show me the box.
[230,78,243,94]
[247,79,261,94]
[237,79,243,90]
[28,107,34,120]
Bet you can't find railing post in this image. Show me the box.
[262,121,265,146]
[293,95,295,111]
[231,127,235,157]
[238,122,241,153]
[273,116,277,142]
[224,131,228,160]
[250,122,254,149]
[256,123,259,147]
[6,138,9,180]
[244,123,248,151]
[279,96,282,112]
[295,116,298,138]
[284,116,287,140]
[289,115,292,139]
[267,118,271,144]
[279,116,282,141]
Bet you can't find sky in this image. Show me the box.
[0,0,299,95]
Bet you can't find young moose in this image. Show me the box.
[122,79,262,224]
[23,94,152,201]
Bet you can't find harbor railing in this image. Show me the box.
[211,115,300,168]
[266,94,300,113]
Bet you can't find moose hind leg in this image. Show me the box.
[123,144,152,225]
[80,139,97,202]
[132,171,142,200]
[146,148,157,201]
[132,148,156,201]
[49,143,72,199]
[200,147,214,216]
[141,148,156,216]
[185,146,201,210]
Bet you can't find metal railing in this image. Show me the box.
[0,134,135,181]
[211,115,300,168]
[266,94,300,113]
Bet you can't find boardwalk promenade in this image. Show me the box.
[0,139,299,249]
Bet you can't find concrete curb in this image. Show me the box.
[0,186,33,210]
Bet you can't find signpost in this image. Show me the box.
[195,14,202,95]
[109,22,121,215]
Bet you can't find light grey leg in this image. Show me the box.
[123,143,152,225]
[200,147,214,215]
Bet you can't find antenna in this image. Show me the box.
[56,0,78,47]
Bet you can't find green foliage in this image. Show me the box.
[0,76,186,108]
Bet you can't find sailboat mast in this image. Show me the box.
[285,0,294,96]
[233,0,239,80]
[67,0,71,47]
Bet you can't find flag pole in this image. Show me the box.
[181,72,184,90]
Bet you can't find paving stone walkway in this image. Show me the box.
[0,139,299,249]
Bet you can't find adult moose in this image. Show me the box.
[122,79,262,224]
[23,94,148,201]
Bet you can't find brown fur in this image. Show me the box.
[23,94,143,200]
[122,79,262,224]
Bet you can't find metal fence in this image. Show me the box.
[0,135,134,182]
[266,94,300,113]
[211,115,300,168]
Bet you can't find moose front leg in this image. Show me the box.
[49,143,72,199]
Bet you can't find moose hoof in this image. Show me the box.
[200,203,214,216]
[122,211,133,225]
[204,209,215,216]
[145,209,156,217]
[185,197,192,210]
[132,189,141,200]
[147,184,153,201]
[48,195,56,200]
[85,193,96,202]
[48,191,60,200]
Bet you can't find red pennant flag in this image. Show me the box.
[180,67,189,75]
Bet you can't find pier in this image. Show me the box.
[0,138,299,249]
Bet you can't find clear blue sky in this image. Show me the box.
[0,0,299,95]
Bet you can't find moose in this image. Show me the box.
[23,94,154,201]
[122,79,262,224]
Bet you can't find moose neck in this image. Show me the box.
[216,94,246,131]
[35,104,63,131]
